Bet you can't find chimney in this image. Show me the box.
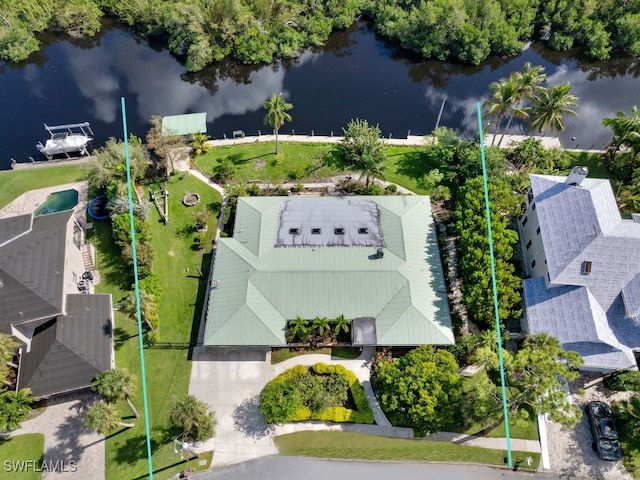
[565,166,589,186]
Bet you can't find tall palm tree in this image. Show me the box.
[84,401,134,435]
[91,368,139,418]
[170,395,215,442]
[263,93,293,154]
[0,388,33,432]
[514,62,547,103]
[528,82,579,135]
[484,77,526,146]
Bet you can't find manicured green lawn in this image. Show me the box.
[193,142,429,194]
[0,434,44,480]
[0,165,87,210]
[91,173,221,480]
[275,431,540,469]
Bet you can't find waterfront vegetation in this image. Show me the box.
[2,1,639,69]
[0,433,44,480]
[274,431,541,468]
[90,173,220,480]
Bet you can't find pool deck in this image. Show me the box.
[0,181,89,221]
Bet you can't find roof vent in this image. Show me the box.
[289,228,299,235]
[334,228,345,235]
[311,228,321,235]
[358,228,368,234]
[376,246,384,258]
[582,260,592,275]
[565,166,589,186]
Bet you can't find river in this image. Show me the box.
[1,20,639,170]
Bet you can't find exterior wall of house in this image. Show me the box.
[62,218,85,313]
[519,188,548,280]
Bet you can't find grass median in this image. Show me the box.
[275,431,540,469]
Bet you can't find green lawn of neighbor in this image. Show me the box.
[275,431,540,469]
[0,434,44,480]
[193,142,430,194]
[90,173,221,480]
[0,165,87,210]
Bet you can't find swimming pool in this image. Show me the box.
[34,189,79,216]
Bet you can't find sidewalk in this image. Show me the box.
[425,431,541,453]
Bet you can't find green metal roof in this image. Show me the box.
[204,196,453,346]
[161,113,207,136]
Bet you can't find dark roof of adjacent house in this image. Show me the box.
[0,210,72,331]
[0,209,113,397]
[524,173,640,371]
[16,294,113,397]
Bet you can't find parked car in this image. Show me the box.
[585,401,622,461]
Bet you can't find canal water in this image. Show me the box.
[0,20,638,170]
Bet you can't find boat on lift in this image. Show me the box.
[36,122,94,160]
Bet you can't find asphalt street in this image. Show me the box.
[194,456,595,480]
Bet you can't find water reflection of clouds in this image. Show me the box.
[22,65,45,99]
[63,44,120,123]
[65,33,319,126]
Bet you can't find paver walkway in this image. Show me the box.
[9,391,104,480]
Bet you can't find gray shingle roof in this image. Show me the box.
[0,214,31,247]
[17,294,113,397]
[525,173,640,371]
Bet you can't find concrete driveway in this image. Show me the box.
[10,391,104,480]
[188,346,394,467]
[545,380,632,480]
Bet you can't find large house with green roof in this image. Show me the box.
[203,195,453,347]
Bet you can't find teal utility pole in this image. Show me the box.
[476,102,513,467]
[121,97,154,479]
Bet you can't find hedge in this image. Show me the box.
[259,363,374,425]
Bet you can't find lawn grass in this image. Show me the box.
[0,165,87,210]
[193,142,429,193]
[271,346,364,364]
[0,434,44,480]
[91,173,221,480]
[274,431,540,469]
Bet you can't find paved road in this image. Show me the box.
[194,456,593,480]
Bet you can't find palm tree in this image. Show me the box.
[312,316,331,338]
[528,82,579,135]
[484,77,523,145]
[263,93,293,154]
[190,132,210,155]
[289,316,310,343]
[514,63,547,103]
[121,290,158,332]
[333,314,350,337]
[603,106,640,180]
[615,395,640,437]
[91,368,139,418]
[170,395,216,442]
[0,388,33,433]
[84,401,134,435]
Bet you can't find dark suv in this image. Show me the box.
[585,401,622,461]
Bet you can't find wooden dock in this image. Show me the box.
[11,156,94,170]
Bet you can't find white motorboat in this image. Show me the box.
[36,122,93,159]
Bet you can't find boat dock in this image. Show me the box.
[11,156,94,170]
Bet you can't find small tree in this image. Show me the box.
[191,132,210,155]
[263,93,293,154]
[91,368,139,418]
[289,316,310,343]
[312,317,331,341]
[329,119,385,187]
[333,315,350,337]
[194,210,209,232]
[0,388,33,433]
[170,395,216,442]
[213,157,236,184]
[84,401,134,435]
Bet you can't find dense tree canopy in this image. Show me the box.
[371,345,464,436]
[2,0,638,69]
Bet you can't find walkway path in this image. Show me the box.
[9,391,104,480]
[205,134,431,148]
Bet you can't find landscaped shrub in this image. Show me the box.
[258,363,374,425]
[111,213,151,247]
[604,371,640,391]
[385,184,397,193]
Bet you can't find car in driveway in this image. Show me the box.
[585,401,622,461]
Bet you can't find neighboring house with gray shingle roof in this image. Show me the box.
[520,167,640,372]
[0,209,113,397]
[203,196,453,347]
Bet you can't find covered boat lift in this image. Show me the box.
[36,122,94,160]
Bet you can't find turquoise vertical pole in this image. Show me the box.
[121,97,154,479]
[476,102,513,467]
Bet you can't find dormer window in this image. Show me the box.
[289,228,299,235]
[527,190,534,204]
[522,216,528,227]
[311,228,321,235]
[582,261,592,275]
[334,228,345,235]
[358,228,368,234]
